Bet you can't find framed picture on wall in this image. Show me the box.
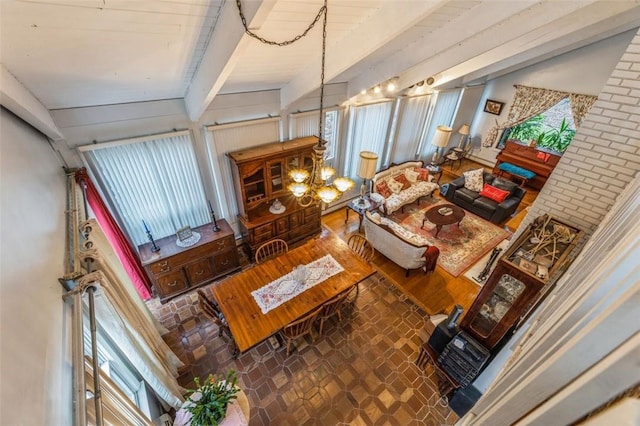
[484,99,504,115]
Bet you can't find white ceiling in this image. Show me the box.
[2,0,640,124]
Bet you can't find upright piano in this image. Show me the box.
[493,140,561,190]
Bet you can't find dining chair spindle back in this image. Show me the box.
[255,238,289,264]
[280,306,322,357]
[197,289,239,357]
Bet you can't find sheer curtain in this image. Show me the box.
[344,101,393,177]
[289,108,341,163]
[205,118,281,225]
[78,219,184,409]
[80,131,209,246]
[419,89,462,159]
[390,94,433,164]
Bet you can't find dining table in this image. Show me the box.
[211,230,376,353]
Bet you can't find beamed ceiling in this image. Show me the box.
[2,0,640,128]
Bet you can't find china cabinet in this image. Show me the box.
[460,215,582,350]
[227,137,321,257]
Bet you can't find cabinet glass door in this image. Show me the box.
[267,159,286,198]
[470,274,525,337]
[242,166,265,208]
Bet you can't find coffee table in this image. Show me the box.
[421,203,465,237]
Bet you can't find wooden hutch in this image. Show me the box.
[460,215,582,350]
[227,137,322,258]
[493,140,561,190]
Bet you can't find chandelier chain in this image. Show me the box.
[318,1,327,143]
[236,0,326,47]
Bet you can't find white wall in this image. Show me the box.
[0,108,72,424]
[470,28,638,165]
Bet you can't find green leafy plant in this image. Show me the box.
[184,370,239,426]
[509,114,544,143]
[537,118,576,152]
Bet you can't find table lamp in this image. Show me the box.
[456,124,470,149]
[430,125,452,165]
[357,151,379,206]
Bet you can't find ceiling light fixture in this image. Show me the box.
[237,0,353,207]
[373,85,381,94]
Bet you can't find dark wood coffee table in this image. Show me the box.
[421,203,465,237]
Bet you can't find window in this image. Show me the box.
[390,94,433,164]
[419,89,462,158]
[344,101,393,177]
[498,98,576,153]
[80,131,209,246]
[290,108,341,162]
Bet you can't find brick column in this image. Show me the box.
[528,29,640,233]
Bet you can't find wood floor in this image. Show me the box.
[322,158,539,318]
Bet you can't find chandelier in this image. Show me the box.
[286,1,353,206]
[237,0,353,207]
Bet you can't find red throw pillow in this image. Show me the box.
[394,174,411,190]
[479,183,510,203]
[376,180,392,198]
[414,167,430,181]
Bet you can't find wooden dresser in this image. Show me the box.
[138,219,240,302]
[493,140,561,190]
[227,137,322,258]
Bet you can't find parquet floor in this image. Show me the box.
[146,158,538,425]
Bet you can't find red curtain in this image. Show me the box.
[75,169,153,300]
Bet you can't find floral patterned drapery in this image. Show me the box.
[483,85,598,147]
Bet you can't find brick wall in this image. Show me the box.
[528,29,640,234]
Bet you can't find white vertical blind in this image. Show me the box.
[80,131,208,245]
[419,89,462,158]
[390,94,432,164]
[290,108,341,162]
[205,118,281,224]
[344,101,393,178]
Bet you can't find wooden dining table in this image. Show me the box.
[211,230,376,353]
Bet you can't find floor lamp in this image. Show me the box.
[357,151,379,207]
[430,125,452,165]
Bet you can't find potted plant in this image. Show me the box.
[183,370,239,426]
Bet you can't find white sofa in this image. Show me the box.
[364,211,435,276]
[371,160,439,215]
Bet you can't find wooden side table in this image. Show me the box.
[345,195,381,231]
[425,164,443,183]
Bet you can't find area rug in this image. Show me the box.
[387,199,511,277]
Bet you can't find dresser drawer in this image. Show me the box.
[148,258,177,275]
[253,223,274,244]
[213,249,240,274]
[185,258,214,285]
[289,211,303,228]
[156,270,189,295]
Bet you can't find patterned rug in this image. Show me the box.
[388,199,511,277]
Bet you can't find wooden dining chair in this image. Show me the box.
[254,238,289,264]
[279,306,322,357]
[197,289,239,358]
[346,233,375,302]
[317,287,353,335]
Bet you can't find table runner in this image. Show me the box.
[251,255,344,314]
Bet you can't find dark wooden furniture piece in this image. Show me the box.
[317,286,353,335]
[138,219,240,303]
[417,342,460,396]
[421,203,466,237]
[344,195,381,231]
[227,137,322,258]
[197,290,239,357]
[211,232,376,353]
[460,215,582,350]
[493,140,561,190]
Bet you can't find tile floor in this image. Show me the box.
[147,275,458,425]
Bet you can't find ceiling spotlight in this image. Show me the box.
[373,85,381,94]
[426,76,435,85]
[416,80,425,87]
[360,89,367,95]
[387,81,396,91]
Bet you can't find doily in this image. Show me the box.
[176,231,201,248]
[269,204,286,214]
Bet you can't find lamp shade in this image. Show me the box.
[457,124,470,135]
[431,126,452,148]
[357,151,379,180]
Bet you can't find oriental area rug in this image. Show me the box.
[388,199,511,277]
